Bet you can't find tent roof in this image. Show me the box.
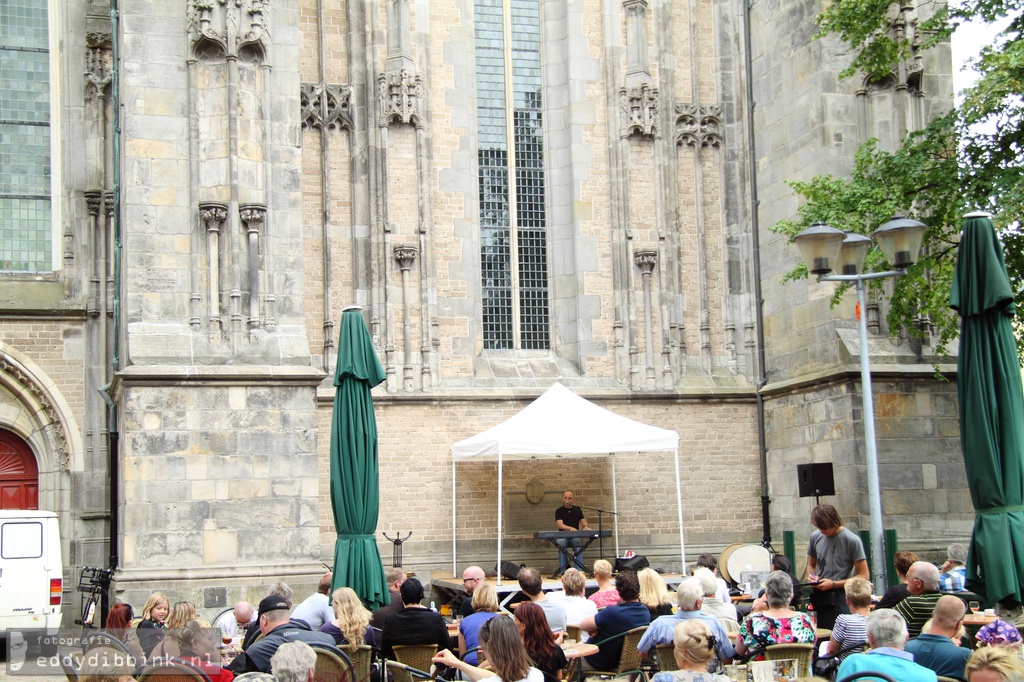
[450,382,679,460]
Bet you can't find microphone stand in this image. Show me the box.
[578,506,618,560]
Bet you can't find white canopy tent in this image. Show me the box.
[450,382,683,583]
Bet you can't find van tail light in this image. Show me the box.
[50,578,62,606]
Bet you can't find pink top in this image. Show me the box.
[589,589,620,609]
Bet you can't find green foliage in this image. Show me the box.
[772,0,1024,365]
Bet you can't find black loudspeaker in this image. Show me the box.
[615,555,649,572]
[797,463,835,498]
[496,560,523,580]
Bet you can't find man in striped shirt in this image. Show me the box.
[895,562,944,638]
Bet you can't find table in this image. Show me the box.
[561,642,599,659]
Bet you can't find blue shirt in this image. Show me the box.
[836,647,938,682]
[637,610,735,662]
[584,601,651,671]
[904,634,971,681]
[938,566,966,592]
[460,611,498,665]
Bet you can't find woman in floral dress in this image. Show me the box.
[735,571,815,661]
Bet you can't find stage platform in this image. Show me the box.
[430,569,686,613]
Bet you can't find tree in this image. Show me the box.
[770,0,1024,364]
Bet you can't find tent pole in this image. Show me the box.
[452,459,457,577]
[674,448,685,569]
[493,450,497,585]
[612,455,620,559]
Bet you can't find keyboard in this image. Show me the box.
[534,530,611,540]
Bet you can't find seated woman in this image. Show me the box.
[514,601,567,680]
[650,620,730,682]
[104,602,146,663]
[176,619,235,682]
[875,550,919,610]
[735,571,815,661]
[588,560,620,609]
[136,592,170,657]
[965,646,1024,682]
[379,577,452,661]
[459,583,500,665]
[158,601,199,658]
[639,568,674,618]
[322,586,377,649]
[432,617,544,682]
[826,578,871,662]
[554,569,597,640]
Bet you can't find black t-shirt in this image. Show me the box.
[555,505,585,530]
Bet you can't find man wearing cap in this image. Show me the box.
[228,594,335,674]
[939,543,968,592]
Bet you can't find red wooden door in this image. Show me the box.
[0,430,38,509]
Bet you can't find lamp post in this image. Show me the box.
[793,217,926,595]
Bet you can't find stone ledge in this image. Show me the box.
[113,560,327,585]
[115,364,327,388]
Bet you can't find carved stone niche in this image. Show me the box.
[378,70,424,128]
[300,83,353,132]
[620,83,658,138]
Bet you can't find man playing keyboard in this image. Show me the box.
[555,491,591,573]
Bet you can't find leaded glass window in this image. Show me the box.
[0,0,52,273]
[475,0,549,350]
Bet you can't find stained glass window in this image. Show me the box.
[475,0,549,349]
[0,0,52,273]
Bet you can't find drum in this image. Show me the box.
[718,543,744,583]
[726,544,771,588]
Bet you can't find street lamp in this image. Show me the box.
[793,217,926,595]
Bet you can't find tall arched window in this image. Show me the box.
[475,0,549,350]
[0,0,52,273]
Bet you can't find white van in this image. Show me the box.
[0,511,63,638]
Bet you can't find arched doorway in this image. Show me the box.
[0,429,39,509]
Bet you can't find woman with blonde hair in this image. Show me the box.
[459,583,500,665]
[650,620,729,682]
[639,568,674,618]
[158,601,199,658]
[137,592,170,656]
[588,560,620,609]
[965,646,1024,681]
[175,619,235,682]
[322,586,377,650]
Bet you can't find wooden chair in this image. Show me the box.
[385,660,433,682]
[343,644,375,682]
[765,643,814,678]
[59,654,80,682]
[653,643,678,672]
[310,642,355,682]
[136,658,212,682]
[391,645,437,682]
[566,625,582,643]
[582,626,648,682]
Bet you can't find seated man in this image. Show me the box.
[518,566,567,633]
[291,571,334,631]
[895,561,944,639]
[457,565,486,618]
[904,596,971,681]
[836,608,938,682]
[939,544,968,592]
[370,567,407,630]
[555,491,591,573]
[243,581,293,651]
[638,577,734,667]
[579,570,651,671]
[228,594,336,673]
[380,577,453,660]
[270,641,317,682]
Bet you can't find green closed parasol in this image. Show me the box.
[950,212,1024,607]
[329,307,389,609]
